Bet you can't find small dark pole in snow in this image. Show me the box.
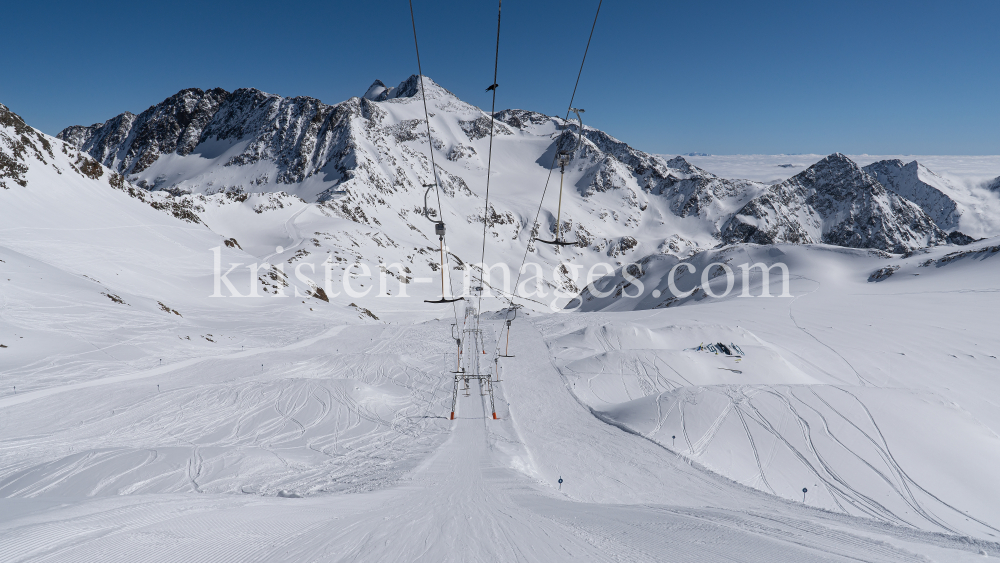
[558,477,563,490]
[672,435,676,447]
[802,487,808,502]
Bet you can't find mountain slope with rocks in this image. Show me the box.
[987,175,1000,192]
[863,159,962,231]
[721,153,947,253]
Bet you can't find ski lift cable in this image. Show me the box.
[489,0,603,361]
[475,0,504,331]
[564,0,602,121]
[408,0,445,220]
[409,0,463,314]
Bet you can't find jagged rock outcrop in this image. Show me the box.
[946,231,979,245]
[58,86,360,188]
[362,76,429,102]
[57,77,486,204]
[721,153,947,253]
[1,103,41,189]
[60,88,231,175]
[864,159,961,231]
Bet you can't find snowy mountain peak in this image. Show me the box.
[663,155,711,177]
[57,86,232,175]
[51,81,994,270]
[362,75,452,102]
[800,152,869,183]
[1,102,27,131]
[363,79,391,100]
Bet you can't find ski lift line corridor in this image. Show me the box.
[450,303,499,420]
[490,0,605,362]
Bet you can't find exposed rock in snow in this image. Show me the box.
[946,230,979,245]
[60,88,230,175]
[1,102,213,225]
[868,264,900,282]
[649,156,766,230]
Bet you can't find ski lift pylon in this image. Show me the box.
[422,193,464,304]
[536,108,585,247]
[499,304,518,358]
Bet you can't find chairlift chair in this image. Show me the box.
[536,108,585,248]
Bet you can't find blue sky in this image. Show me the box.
[2,0,997,155]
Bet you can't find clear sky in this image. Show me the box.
[2,0,998,155]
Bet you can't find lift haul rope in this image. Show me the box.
[475,0,504,331]
[490,0,604,362]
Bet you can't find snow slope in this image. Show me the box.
[0,102,340,395]
[2,311,999,561]
[564,238,1000,541]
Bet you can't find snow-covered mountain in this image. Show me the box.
[720,153,946,253]
[51,77,771,310]
[59,77,998,281]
